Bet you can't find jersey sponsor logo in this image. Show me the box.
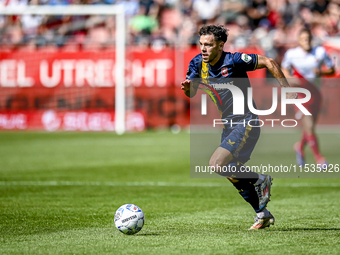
[221,67,229,77]
[210,81,234,90]
[241,53,252,63]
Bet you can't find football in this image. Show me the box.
[114,204,145,235]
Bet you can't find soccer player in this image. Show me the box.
[281,29,335,167]
[181,25,296,229]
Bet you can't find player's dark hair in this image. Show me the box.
[199,25,228,43]
[299,28,312,38]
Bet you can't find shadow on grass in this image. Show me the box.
[135,233,160,236]
[271,228,340,231]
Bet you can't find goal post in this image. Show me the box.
[0,5,126,134]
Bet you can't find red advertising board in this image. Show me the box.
[0,49,177,88]
[0,47,265,88]
[0,111,145,132]
[0,47,338,131]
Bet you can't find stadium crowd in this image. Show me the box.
[0,0,340,60]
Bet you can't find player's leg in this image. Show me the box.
[208,146,234,172]
[209,147,261,211]
[301,84,327,166]
[209,125,274,229]
[209,148,274,229]
[295,84,327,166]
[302,115,327,165]
[293,131,307,166]
[209,146,258,180]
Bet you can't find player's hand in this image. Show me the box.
[181,79,192,91]
[181,79,197,98]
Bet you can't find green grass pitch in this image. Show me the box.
[1,130,340,254]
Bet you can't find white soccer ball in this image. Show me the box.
[114,204,144,235]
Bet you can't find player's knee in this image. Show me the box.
[302,116,315,134]
[209,148,233,173]
[209,158,226,173]
[209,158,221,168]
[303,124,314,134]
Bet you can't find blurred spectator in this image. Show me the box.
[159,5,181,45]
[0,0,339,54]
[178,14,198,47]
[280,0,300,26]
[179,0,193,16]
[246,0,269,29]
[309,0,329,15]
[193,0,221,23]
[150,27,167,50]
[21,0,44,40]
[299,5,314,28]
[129,4,159,45]
[3,0,28,7]
[220,0,247,24]
[116,0,139,18]
[46,0,70,5]
[1,22,23,47]
[323,0,340,35]
[84,25,110,49]
[139,0,155,14]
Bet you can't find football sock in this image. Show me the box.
[228,177,261,213]
[215,165,261,213]
[305,133,322,161]
[299,132,307,151]
[257,208,270,218]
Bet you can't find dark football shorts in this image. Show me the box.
[220,121,260,166]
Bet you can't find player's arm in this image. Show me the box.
[315,66,335,76]
[181,57,200,98]
[315,65,335,77]
[256,55,297,99]
[181,79,199,98]
[315,49,335,77]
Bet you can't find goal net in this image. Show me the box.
[0,4,142,134]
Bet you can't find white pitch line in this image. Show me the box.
[0,181,340,188]
[0,181,225,187]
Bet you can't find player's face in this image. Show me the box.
[299,32,312,52]
[199,35,224,66]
